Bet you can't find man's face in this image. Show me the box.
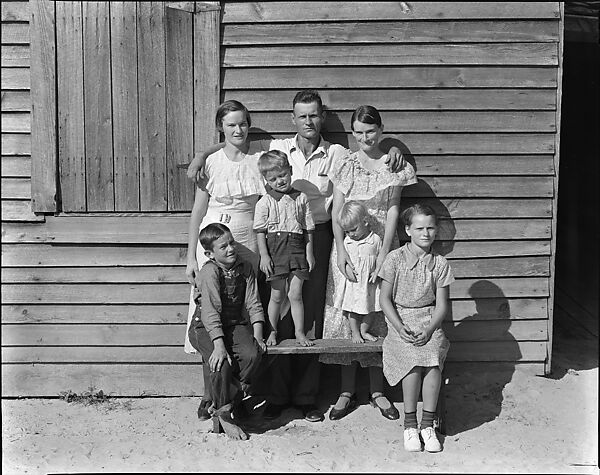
[291,101,325,140]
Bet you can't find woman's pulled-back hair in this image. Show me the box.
[338,200,369,231]
[199,223,232,251]
[215,100,251,128]
[258,150,291,176]
[401,203,438,227]
[350,105,382,131]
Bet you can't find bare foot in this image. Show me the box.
[295,332,315,347]
[362,331,378,342]
[266,331,278,346]
[218,413,248,440]
[351,332,365,344]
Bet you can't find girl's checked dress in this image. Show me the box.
[378,243,455,385]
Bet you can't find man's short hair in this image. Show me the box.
[292,89,323,113]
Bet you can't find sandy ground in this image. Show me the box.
[2,321,598,474]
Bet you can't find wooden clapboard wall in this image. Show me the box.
[1,1,563,397]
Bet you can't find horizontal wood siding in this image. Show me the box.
[2,1,562,396]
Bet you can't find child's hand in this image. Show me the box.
[398,325,416,344]
[209,344,232,372]
[413,329,432,347]
[259,255,274,277]
[187,153,207,184]
[254,335,267,352]
[307,252,316,273]
[266,331,278,346]
[369,254,386,284]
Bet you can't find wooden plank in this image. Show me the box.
[1,177,30,199]
[165,6,194,211]
[412,156,555,176]
[0,319,547,348]
[1,304,190,324]
[1,112,29,132]
[193,1,221,177]
[280,133,556,154]
[0,90,31,111]
[223,20,560,45]
[402,177,554,198]
[0,298,548,324]
[224,44,558,67]
[165,2,196,13]
[223,66,557,89]
[1,200,44,222]
[110,1,140,212]
[19,2,55,220]
[1,133,30,154]
[446,341,547,362]
[1,2,30,22]
[253,111,556,133]
[546,4,565,375]
[1,23,30,44]
[1,44,29,67]
[1,364,203,397]
[56,1,86,212]
[0,278,549,304]
[225,89,557,112]
[0,215,552,244]
[0,239,551,269]
[0,67,30,89]
[222,2,560,23]
[0,257,549,283]
[137,1,167,211]
[1,156,30,177]
[83,1,114,211]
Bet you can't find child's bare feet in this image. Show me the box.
[361,331,378,342]
[218,413,248,440]
[266,331,278,346]
[295,331,315,347]
[351,332,365,344]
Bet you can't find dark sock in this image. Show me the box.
[421,409,436,429]
[404,411,417,429]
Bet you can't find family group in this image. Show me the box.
[183,90,454,453]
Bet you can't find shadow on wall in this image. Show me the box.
[444,280,519,436]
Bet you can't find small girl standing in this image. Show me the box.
[379,203,454,453]
[335,201,382,343]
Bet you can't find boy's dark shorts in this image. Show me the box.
[266,231,309,282]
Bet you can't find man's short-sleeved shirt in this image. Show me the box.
[269,136,348,225]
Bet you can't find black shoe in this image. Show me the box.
[370,393,400,420]
[263,403,286,420]
[328,393,357,421]
[197,399,212,421]
[298,404,324,422]
[233,402,250,421]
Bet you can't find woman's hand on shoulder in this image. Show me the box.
[385,147,406,173]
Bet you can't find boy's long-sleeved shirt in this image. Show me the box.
[194,258,265,341]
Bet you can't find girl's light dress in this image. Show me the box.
[320,152,417,367]
[336,231,382,315]
[184,143,267,354]
[378,244,455,385]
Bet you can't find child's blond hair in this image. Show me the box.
[258,150,291,176]
[338,200,369,232]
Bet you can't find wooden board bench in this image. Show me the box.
[211,338,447,435]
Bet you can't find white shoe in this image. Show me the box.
[403,428,422,452]
[421,426,442,452]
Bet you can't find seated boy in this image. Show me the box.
[187,223,267,440]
